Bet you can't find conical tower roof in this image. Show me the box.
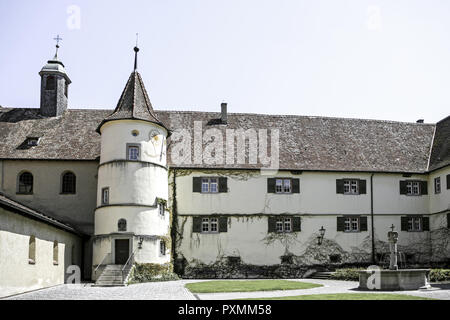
[97,47,170,134]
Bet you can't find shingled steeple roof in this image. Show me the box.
[96,46,169,134]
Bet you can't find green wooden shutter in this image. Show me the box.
[292,179,300,193]
[447,213,450,228]
[360,216,368,231]
[219,217,228,232]
[219,177,228,193]
[401,217,409,231]
[359,180,367,194]
[268,217,277,232]
[399,181,407,195]
[336,179,344,194]
[422,217,430,231]
[447,174,450,189]
[193,177,202,192]
[420,181,428,195]
[337,217,345,231]
[267,178,276,193]
[192,217,202,232]
[292,217,301,232]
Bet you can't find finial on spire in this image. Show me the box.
[134,33,139,71]
[53,34,63,59]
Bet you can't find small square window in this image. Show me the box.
[127,146,140,160]
[406,181,420,196]
[276,217,292,233]
[275,179,292,194]
[344,217,359,232]
[200,217,219,233]
[408,217,422,231]
[201,178,219,193]
[344,180,359,195]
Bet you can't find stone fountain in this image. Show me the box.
[359,225,431,291]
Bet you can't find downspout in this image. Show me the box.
[370,173,376,264]
[170,168,178,270]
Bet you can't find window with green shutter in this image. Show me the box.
[267,216,298,233]
[336,179,366,195]
[267,178,300,194]
[337,216,365,232]
[400,180,427,196]
[402,216,428,232]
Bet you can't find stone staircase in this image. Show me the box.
[94,264,133,287]
[307,271,335,280]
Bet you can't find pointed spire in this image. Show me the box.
[96,43,169,134]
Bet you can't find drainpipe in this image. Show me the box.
[370,173,376,264]
[170,169,178,268]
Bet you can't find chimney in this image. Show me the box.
[221,102,227,124]
[416,119,424,123]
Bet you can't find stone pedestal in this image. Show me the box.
[359,269,431,291]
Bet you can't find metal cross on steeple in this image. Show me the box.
[53,34,63,58]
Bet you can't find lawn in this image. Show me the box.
[185,280,322,293]
[242,293,436,300]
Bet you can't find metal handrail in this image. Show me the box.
[94,252,110,276]
[121,249,138,283]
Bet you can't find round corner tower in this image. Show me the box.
[92,47,171,280]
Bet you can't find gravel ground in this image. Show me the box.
[3,279,449,300]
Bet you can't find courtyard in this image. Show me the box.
[3,279,450,300]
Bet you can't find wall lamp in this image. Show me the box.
[138,236,144,249]
[317,226,326,245]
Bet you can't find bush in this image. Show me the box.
[330,268,450,282]
[429,269,450,282]
[128,262,180,283]
[329,268,363,281]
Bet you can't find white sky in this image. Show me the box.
[0,0,449,123]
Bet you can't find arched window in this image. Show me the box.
[53,241,59,265]
[160,240,166,256]
[61,172,76,194]
[29,235,36,264]
[45,75,56,90]
[18,172,33,194]
[118,219,127,232]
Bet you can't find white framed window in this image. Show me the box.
[406,181,420,195]
[435,177,441,194]
[127,146,140,160]
[201,218,219,233]
[201,178,219,193]
[210,218,218,232]
[102,187,109,205]
[275,179,292,194]
[344,180,359,195]
[276,217,292,233]
[408,217,422,231]
[202,218,210,232]
[344,217,359,232]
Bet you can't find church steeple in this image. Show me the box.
[39,35,71,117]
[97,45,169,134]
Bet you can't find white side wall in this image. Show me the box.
[0,208,82,298]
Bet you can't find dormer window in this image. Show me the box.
[26,137,40,147]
